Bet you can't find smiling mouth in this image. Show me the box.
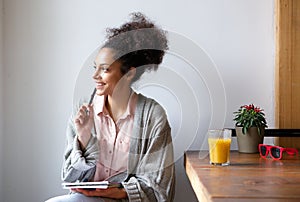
[96,82,106,88]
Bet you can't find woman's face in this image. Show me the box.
[93,48,124,96]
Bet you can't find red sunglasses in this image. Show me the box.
[258,144,298,160]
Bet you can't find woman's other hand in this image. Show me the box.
[74,104,94,149]
[71,187,128,199]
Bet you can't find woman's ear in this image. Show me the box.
[126,67,136,80]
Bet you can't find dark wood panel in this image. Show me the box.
[230,128,300,137]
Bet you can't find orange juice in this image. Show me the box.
[208,138,231,164]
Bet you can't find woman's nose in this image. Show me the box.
[93,69,102,79]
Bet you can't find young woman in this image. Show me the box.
[46,12,175,202]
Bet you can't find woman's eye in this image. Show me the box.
[101,67,109,72]
[92,65,109,74]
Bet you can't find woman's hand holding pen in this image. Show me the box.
[74,104,94,149]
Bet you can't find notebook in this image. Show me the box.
[62,181,122,189]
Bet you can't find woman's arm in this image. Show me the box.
[123,130,175,202]
[123,98,176,202]
[61,104,99,182]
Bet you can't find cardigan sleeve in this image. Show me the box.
[61,111,99,182]
[122,97,175,202]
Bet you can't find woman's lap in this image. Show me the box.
[45,193,118,202]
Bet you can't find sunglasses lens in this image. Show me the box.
[271,147,281,159]
[260,146,267,156]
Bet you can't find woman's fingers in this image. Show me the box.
[79,105,88,115]
[87,104,94,117]
[75,114,85,125]
[75,105,91,124]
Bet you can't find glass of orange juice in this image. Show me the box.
[208,129,232,166]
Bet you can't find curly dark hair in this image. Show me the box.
[101,12,168,82]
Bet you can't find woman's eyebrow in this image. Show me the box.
[93,61,110,67]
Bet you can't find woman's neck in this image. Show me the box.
[106,87,132,122]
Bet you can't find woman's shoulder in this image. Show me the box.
[136,93,162,107]
[136,93,167,117]
[135,93,171,137]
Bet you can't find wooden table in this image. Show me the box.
[184,150,300,202]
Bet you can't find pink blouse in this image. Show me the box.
[93,92,137,181]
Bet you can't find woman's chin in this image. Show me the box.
[95,89,105,96]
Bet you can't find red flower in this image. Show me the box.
[254,107,262,113]
[242,104,256,111]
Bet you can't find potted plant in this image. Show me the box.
[233,104,268,153]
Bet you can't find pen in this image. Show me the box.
[88,88,97,106]
[85,88,96,115]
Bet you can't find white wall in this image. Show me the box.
[0,0,4,200]
[2,0,275,202]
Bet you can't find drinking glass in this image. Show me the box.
[208,129,232,166]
